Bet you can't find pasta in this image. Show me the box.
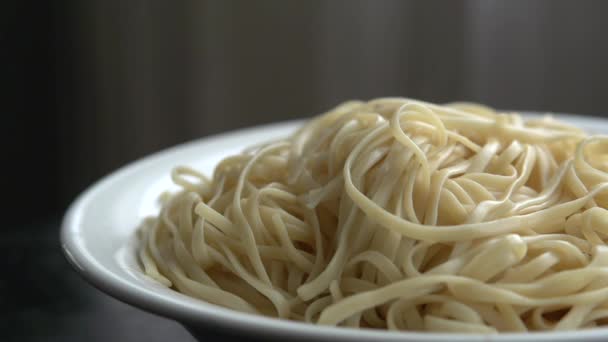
[137,98,608,333]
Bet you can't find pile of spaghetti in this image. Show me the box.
[138,98,608,332]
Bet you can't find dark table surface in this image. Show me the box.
[2,216,196,342]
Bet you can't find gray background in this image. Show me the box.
[65,0,608,210]
[6,0,608,221]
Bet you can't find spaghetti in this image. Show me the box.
[138,98,608,332]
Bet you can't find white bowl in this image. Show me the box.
[62,114,608,341]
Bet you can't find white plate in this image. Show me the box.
[62,114,608,341]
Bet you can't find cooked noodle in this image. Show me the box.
[138,98,608,332]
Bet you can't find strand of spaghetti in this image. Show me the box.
[344,143,608,241]
[231,142,290,285]
[318,269,608,326]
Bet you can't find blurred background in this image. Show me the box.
[3,1,608,341]
[6,0,608,225]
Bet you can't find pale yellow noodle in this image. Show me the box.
[138,98,608,332]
